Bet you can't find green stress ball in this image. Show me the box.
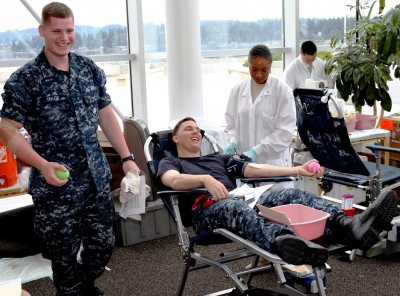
[56,169,70,180]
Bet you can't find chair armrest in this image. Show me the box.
[156,188,208,199]
[157,177,298,198]
[240,176,298,184]
[366,145,400,154]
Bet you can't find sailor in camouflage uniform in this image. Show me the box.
[0,2,140,295]
[157,117,398,267]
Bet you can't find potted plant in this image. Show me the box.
[325,1,400,121]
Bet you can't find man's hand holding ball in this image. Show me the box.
[55,169,70,180]
[308,162,321,174]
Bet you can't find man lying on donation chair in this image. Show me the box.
[157,117,398,267]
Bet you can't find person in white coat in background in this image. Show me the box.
[224,44,296,190]
[282,40,333,90]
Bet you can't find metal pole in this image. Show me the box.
[19,0,41,24]
[356,0,360,42]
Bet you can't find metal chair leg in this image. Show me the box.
[177,253,192,296]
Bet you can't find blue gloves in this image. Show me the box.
[224,143,257,162]
[223,142,238,155]
[243,149,257,162]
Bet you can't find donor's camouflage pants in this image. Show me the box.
[193,188,343,251]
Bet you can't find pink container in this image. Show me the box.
[345,119,357,132]
[355,114,377,130]
[266,204,330,240]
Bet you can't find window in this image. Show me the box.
[0,0,133,121]
[199,0,284,126]
[142,0,168,131]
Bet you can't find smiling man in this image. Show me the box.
[0,2,141,295]
[157,117,398,268]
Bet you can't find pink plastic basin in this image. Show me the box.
[267,204,330,240]
[345,119,357,132]
[355,114,377,130]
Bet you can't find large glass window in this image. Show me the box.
[200,1,283,49]
[298,0,400,115]
[3,1,396,131]
[199,0,283,126]
[141,0,168,131]
[142,0,285,129]
[0,0,132,120]
[299,0,353,47]
[0,0,129,58]
[299,0,399,47]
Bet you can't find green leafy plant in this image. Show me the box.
[317,51,333,62]
[325,1,400,115]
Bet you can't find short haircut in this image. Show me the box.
[248,44,272,64]
[172,117,197,136]
[42,2,74,25]
[301,41,317,55]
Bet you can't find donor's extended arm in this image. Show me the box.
[243,159,323,178]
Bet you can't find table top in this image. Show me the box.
[0,194,32,214]
[293,128,390,144]
[347,128,390,142]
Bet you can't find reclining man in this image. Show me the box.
[157,117,398,267]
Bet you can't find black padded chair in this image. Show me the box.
[293,87,400,205]
[144,129,328,296]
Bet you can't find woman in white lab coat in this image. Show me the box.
[224,44,296,189]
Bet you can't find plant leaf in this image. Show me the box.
[353,67,361,84]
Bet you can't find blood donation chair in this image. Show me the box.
[293,87,400,204]
[293,87,400,255]
[144,129,329,296]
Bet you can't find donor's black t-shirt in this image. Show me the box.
[157,154,248,224]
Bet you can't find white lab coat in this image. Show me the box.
[225,75,296,189]
[282,56,333,90]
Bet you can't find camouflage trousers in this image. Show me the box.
[32,172,115,296]
[193,188,343,252]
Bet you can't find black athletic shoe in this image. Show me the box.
[272,234,329,267]
[334,189,398,251]
[81,284,105,296]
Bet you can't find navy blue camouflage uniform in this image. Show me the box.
[1,47,115,295]
[157,154,344,252]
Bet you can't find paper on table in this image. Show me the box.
[0,254,52,284]
[0,194,32,214]
[229,183,273,208]
[256,204,292,224]
[0,278,21,296]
